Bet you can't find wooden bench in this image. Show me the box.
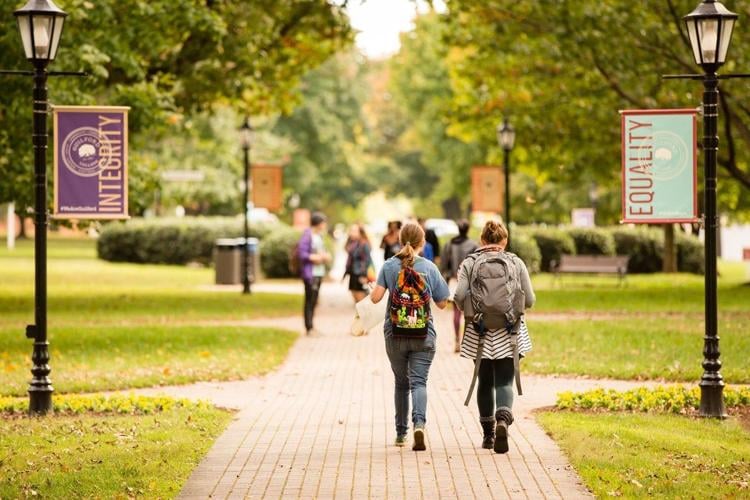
[551,255,629,285]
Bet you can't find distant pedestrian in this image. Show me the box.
[418,217,441,265]
[440,219,478,353]
[380,220,402,260]
[296,212,332,336]
[369,222,450,451]
[454,220,535,454]
[344,223,373,304]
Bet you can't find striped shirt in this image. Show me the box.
[460,319,532,360]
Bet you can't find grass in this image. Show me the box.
[0,400,232,498]
[537,411,750,498]
[525,316,750,383]
[0,237,301,396]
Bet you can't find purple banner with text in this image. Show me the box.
[53,106,130,219]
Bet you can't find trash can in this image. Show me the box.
[214,238,242,285]
[237,237,260,284]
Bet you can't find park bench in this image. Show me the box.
[551,254,629,286]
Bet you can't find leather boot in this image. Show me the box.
[494,406,514,454]
[480,417,495,449]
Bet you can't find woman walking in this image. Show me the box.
[380,220,402,260]
[454,221,535,454]
[370,222,450,451]
[440,219,478,352]
[344,224,373,303]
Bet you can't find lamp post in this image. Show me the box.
[239,118,253,295]
[683,0,738,418]
[497,118,516,240]
[13,0,67,415]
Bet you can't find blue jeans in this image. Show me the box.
[385,334,436,436]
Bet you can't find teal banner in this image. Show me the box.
[621,109,698,223]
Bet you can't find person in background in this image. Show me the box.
[297,212,332,336]
[380,220,402,260]
[454,221,535,454]
[440,219,478,353]
[420,239,435,262]
[345,223,373,304]
[370,222,450,451]
[418,217,441,265]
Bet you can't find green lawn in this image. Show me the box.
[0,402,232,498]
[0,237,300,396]
[537,411,750,498]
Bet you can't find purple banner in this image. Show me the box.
[53,106,129,219]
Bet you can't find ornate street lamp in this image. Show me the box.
[684,0,738,418]
[13,0,68,415]
[239,118,253,295]
[496,118,515,240]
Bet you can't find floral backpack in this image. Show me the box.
[389,266,431,338]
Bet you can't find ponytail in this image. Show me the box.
[395,222,425,268]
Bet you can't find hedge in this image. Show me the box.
[567,227,616,256]
[507,232,542,274]
[527,228,576,272]
[676,232,705,274]
[259,227,301,278]
[610,226,664,273]
[97,217,275,265]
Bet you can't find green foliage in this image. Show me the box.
[537,411,750,499]
[96,217,275,265]
[676,232,705,275]
[566,227,615,256]
[0,393,210,416]
[0,399,231,499]
[556,386,750,414]
[259,227,301,279]
[527,228,576,272]
[507,232,541,273]
[610,226,664,273]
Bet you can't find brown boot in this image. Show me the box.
[494,407,514,454]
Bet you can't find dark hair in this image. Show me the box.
[311,212,327,227]
[395,222,425,268]
[481,220,508,245]
[355,223,370,244]
[457,219,470,237]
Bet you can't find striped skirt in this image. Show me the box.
[459,318,532,360]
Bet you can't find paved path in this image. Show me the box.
[138,283,648,499]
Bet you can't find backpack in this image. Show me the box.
[466,249,525,331]
[389,265,431,338]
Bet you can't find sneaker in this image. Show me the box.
[412,428,426,451]
[395,435,407,447]
[494,420,509,454]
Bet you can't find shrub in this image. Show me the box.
[0,393,211,415]
[566,227,616,256]
[528,227,576,272]
[97,217,276,265]
[507,232,542,273]
[260,227,301,278]
[610,227,664,273]
[556,385,750,414]
[676,232,705,274]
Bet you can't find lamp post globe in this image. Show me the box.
[496,119,515,241]
[683,0,738,419]
[14,0,67,65]
[239,118,253,295]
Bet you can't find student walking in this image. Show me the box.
[380,220,402,260]
[296,213,332,336]
[344,223,373,304]
[370,222,450,451]
[454,221,535,454]
[440,219,478,353]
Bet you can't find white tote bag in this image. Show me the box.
[351,296,387,336]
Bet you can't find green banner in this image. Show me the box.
[621,109,698,223]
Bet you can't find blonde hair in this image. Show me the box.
[481,220,509,245]
[395,222,425,267]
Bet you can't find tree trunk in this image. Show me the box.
[663,224,677,273]
[18,215,27,239]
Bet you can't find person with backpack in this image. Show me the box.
[344,223,374,303]
[369,222,450,451]
[296,212,332,336]
[440,219,479,353]
[454,220,535,454]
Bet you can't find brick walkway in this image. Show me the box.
[141,283,648,499]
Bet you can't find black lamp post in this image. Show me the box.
[13,0,67,415]
[239,118,253,295]
[684,0,738,419]
[497,118,516,240]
